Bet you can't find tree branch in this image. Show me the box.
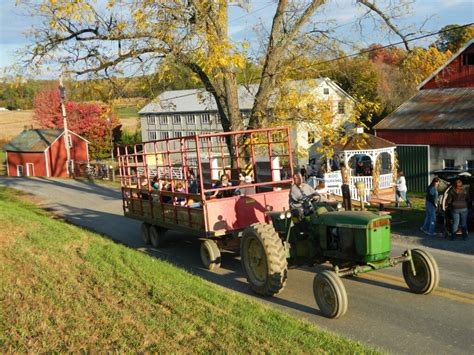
[358,0,410,51]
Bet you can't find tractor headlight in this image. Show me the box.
[286,211,292,219]
[279,213,286,220]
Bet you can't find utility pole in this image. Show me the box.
[107,117,115,181]
[59,74,72,178]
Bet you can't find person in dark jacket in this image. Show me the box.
[446,179,470,240]
[421,177,440,236]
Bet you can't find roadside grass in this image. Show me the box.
[0,187,377,353]
[389,193,426,233]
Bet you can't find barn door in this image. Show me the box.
[26,163,35,177]
[396,145,429,192]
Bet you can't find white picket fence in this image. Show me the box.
[308,172,393,202]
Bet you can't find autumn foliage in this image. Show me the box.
[33,89,121,159]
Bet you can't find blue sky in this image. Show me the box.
[0,0,473,76]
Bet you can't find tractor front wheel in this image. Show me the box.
[200,240,221,270]
[150,226,167,248]
[241,223,288,296]
[403,249,439,294]
[141,223,151,245]
[313,270,348,319]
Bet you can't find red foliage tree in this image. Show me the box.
[33,89,121,159]
[368,43,405,65]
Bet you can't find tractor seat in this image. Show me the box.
[316,206,328,215]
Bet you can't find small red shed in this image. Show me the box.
[3,129,89,177]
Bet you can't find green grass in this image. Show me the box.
[0,187,377,353]
[114,105,139,119]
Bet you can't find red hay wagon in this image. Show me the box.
[117,127,294,269]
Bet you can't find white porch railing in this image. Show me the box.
[308,172,393,202]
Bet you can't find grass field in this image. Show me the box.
[0,110,35,141]
[0,187,376,353]
[114,105,139,119]
[0,107,139,138]
[114,105,140,132]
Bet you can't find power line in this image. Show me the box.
[229,2,275,24]
[159,22,473,102]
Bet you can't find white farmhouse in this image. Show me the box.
[139,78,354,166]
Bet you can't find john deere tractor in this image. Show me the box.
[240,193,439,319]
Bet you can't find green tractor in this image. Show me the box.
[240,193,439,319]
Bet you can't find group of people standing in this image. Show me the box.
[421,177,471,239]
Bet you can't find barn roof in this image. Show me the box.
[333,132,395,151]
[3,129,64,152]
[374,88,474,130]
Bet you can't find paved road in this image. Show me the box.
[1,177,473,354]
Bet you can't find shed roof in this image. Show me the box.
[333,132,396,151]
[3,129,64,152]
[374,88,474,130]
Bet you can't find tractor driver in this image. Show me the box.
[289,173,319,221]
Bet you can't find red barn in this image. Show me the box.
[375,39,474,184]
[4,129,89,177]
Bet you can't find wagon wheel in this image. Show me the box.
[403,249,440,294]
[150,225,167,248]
[141,223,151,245]
[240,223,288,296]
[313,270,348,319]
[200,240,221,270]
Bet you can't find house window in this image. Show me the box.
[201,114,211,124]
[160,131,170,140]
[462,53,474,66]
[147,115,156,125]
[467,160,474,170]
[188,131,196,137]
[172,115,181,125]
[186,114,195,124]
[308,132,317,144]
[16,165,23,176]
[443,159,455,168]
[159,115,168,125]
[323,88,329,95]
[338,102,345,114]
[148,131,157,140]
[173,131,183,138]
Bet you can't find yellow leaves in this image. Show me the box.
[401,47,452,85]
[106,0,116,9]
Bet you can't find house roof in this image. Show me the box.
[139,86,256,114]
[3,129,64,152]
[333,132,396,151]
[374,88,474,130]
[417,39,474,90]
[138,78,354,114]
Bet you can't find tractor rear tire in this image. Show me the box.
[241,223,288,296]
[313,270,348,319]
[200,240,221,270]
[150,225,166,248]
[141,223,151,245]
[403,249,439,294]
